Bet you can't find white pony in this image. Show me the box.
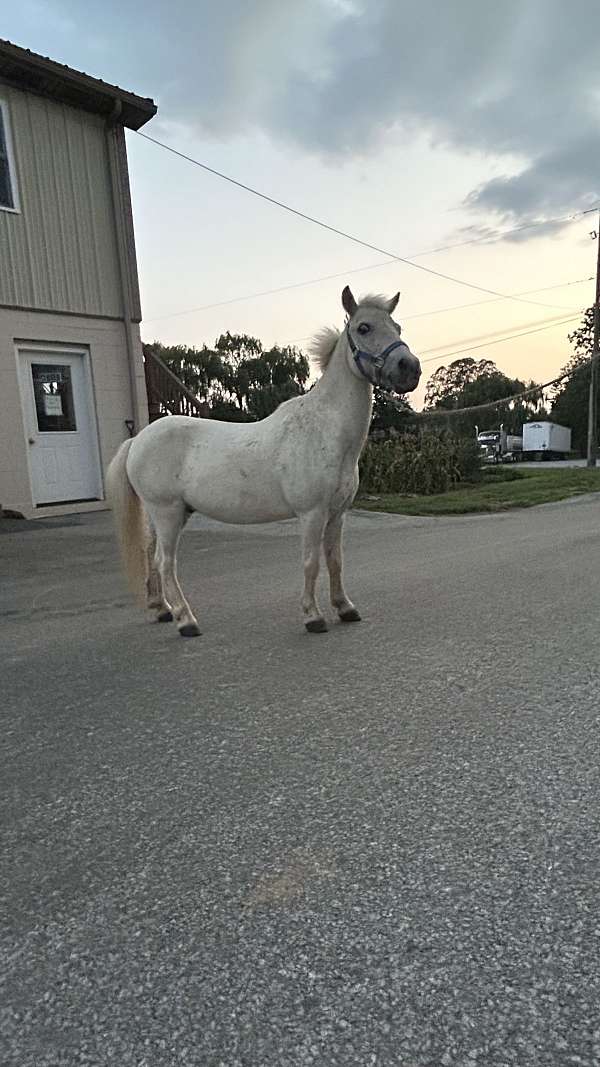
[107,287,421,636]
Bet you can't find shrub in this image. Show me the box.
[359,433,482,496]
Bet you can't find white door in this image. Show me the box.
[19,349,102,505]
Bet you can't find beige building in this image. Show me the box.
[0,39,156,518]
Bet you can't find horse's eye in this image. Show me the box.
[357,322,371,335]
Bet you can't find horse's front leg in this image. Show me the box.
[299,510,328,633]
[324,512,361,623]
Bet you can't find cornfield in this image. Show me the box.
[359,433,481,496]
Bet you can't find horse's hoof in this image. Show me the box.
[157,610,173,623]
[179,622,202,638]
[339,607,361,623]
[305,618,328,634]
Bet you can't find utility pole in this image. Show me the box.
[586,213,600,467]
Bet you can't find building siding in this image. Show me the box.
[0,84,124,318]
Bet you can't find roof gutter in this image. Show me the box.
[0,39,157,130]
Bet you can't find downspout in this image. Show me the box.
[105,98,144,433]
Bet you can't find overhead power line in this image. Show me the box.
[135,130,598,312]
[284,277,592,346]
[145,262,592,326]
[418,313,582,367]
[419,312,583,361]
[417,357,590,419]
[402,278,591,324]
[144,258,398,323]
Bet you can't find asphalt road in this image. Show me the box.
[2,499,600,1067]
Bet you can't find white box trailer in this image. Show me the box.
[522,421,572,459]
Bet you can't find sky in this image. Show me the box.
[4,0,600,407]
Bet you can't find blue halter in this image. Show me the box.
[345,323,406,387]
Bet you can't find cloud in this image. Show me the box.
[25,0,600,226]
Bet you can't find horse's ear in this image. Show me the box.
[342,286,358,318]
[387,292,400,314]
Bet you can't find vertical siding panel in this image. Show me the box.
[23,94,46,307]
[64,113,91,311]
[83,123,123,317]
[65,108,89,312]
[0,84,123,317]
[36,96,63,309]
[82,125,104,310]
[47,102,70,311]
[1,212,17,303]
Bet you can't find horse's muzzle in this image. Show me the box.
[393,351,421,394]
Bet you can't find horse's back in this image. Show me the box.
[126,414,293,522]
[125,396,355,523]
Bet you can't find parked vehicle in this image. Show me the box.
[522,421,572,460]
[477,429,523,464]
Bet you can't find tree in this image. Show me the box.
[146,333,310,422]
[370,391,416,435]
[550,307,595,454]
[424,358,498,409]
[246,345,310,420]
[423,356,546,437]
[508,382,550,435]
[452,372,547,436]
[145,341,224,401]
[213,333,263,411]
[213,333,309,418]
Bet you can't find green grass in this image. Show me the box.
[357,467,600,516]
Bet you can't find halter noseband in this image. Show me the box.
[345,323,406,387]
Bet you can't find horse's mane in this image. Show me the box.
[309,295,392,373]
[309,327,340,373]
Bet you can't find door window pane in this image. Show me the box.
[31,364,77,432]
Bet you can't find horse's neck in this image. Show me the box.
[313,336,373,448]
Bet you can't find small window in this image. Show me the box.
[0,101,18,212]
[31,364,77,432]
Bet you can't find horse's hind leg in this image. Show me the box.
[299,509,328,633]
[148,502,201,638]
[324,512,361,623]
[145,525,173,623]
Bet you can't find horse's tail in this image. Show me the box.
[106,439,147,602]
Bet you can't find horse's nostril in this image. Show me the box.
[399,355,418,377]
